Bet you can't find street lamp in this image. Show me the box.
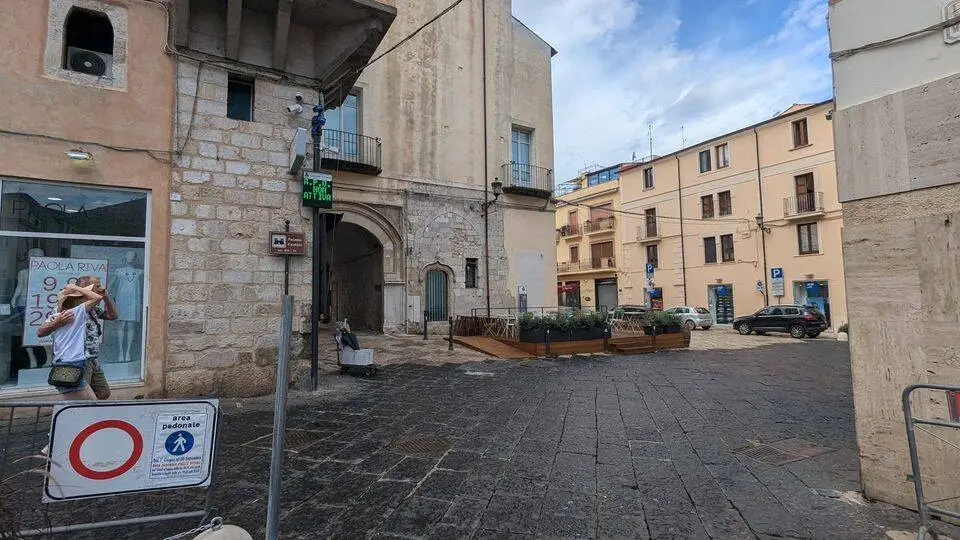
[481,178,503,215]
[755,213,770,233]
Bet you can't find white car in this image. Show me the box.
[665,306,714,330]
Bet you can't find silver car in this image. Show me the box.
[665,306,714,330]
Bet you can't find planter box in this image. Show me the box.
[642,325,685,336]
[518,327,609,343]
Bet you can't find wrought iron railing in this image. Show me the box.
[636,217,660,240]
[557,256,616,273]
[583,216,616,233]
[557,223,582,237]
[784,192,824,217]
[319,130,382,174]
[502,162,553,196]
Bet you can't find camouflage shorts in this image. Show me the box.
[85,358,111,400]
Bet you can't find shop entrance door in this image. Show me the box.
[794,280,831,326]
[595,278,618,313]
[707,284,735,324]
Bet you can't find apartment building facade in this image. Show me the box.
[829,0,960,510]
[0,0,174,398]
[168,0,557,396]
[619,101,847,329]
[554,164,634,312]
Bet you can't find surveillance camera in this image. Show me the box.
[286,103,304,115]
[294,93,303,103]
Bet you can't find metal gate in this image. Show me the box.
[425,269,447,321]
[903,384,960,539]
[0,400,218,539]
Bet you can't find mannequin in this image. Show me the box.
[109,251,142,364]
[10,248,52,368]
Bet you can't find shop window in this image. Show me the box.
[63,8,114,76]
[465,258,478,289]
[0,178,149,392]
[227,76,254,121]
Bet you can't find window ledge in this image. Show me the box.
[790,143,813,151]
[44,67,127,91]
[795,252,823,258]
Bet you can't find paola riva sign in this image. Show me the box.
[24,257,108,347]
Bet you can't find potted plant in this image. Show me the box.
[517,312,545,342]
[837,322,849,342]
[642,311,684,335]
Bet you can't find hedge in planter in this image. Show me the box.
[517,311,610,343]
[641,311,685,335]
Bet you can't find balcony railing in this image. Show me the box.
[557,223,582,238]
[557,256,617,273]
[784,192,825,218]
[502,162,553,198]
[583,216,616,233]
[319,130,382,176]
[636,217,660,241]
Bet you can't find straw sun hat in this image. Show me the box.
[55,284,96,312]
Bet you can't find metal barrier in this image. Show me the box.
[0,399,219,538]
[903,383,960,539]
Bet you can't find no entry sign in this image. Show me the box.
[44,400,219,502]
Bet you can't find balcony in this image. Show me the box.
[557,256,617,274]
[557,223,582,239]
[784,192,825,220]
[636,218,660,243]
[502,162,554,198]
[319,130,382,176]
[583,216,616,234]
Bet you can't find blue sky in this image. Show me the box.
[511,0,833,181]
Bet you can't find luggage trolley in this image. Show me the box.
[333,320,378,376]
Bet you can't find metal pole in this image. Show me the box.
[423,310,428,340]
[903,386,929,529]
[266,295,294,540]
[448,316,454,351]
[283,220,290,296]
[310,97,325,392]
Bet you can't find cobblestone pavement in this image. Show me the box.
[687,326,834,350]
[19,339,938,539]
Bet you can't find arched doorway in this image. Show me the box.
[331,222,384,331]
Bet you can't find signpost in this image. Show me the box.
[645,263,655,276]
[44,400,218,502]
[25,257,108,346]
[302,172,333,209]
[268,231,306,256]
[771,267,785,298]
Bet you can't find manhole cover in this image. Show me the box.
[243,429,327,452]
[390,437,452,457]
[733,438,834,466]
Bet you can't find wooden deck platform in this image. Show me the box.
[451,336,532,359]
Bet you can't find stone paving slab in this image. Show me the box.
[9,338,956,539]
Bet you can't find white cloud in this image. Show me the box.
[512,0,833,181]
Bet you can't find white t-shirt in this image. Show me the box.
[52,305,88,364]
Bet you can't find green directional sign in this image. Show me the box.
[302,172,333,209]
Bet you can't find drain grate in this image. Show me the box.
[243,429,328,453]
[390,437,453,457]
[733,438,834,466]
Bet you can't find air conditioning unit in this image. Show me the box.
[66,47,113,78]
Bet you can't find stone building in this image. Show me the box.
[167,0,557,396]
[829,0,960,511]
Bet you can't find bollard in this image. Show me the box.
[423,310,429,340]
[448,316,454,351]
[545,329,551,357]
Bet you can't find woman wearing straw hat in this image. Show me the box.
[38,283,103,400]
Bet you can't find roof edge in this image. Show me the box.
[512,16,558,57]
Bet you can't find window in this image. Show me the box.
[465,258,478,288]
[792,118,809,147]
[701,195,714,219]
[570,245,579,262]
[646,244,659,269]
[720,234,735,262]
[587,166,619,186]
[227,77,254,121]
[325,92,360,157]
[0,178,150,392]
[798,223,819,255]
[590,202,614,221]
[643,168,654,189]
[567,210,579,235]
[718,190,732,216]
[591,242,614,268]
[63,8,114,75]
[704,237,717,264]
[512,128,532,185]
[644,208,658,237]
[784,307,801,316]
[795,173,816,212]
[425,269,448,321]
[716,144,730,168]
[698,150,712,173]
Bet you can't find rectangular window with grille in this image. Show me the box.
[465,258,478,288]
[704,237,717,264]
[227,76,254,121]
[646,244,659,269]
[721,234,735,262]
[718,190,732,216]
[701,195,714,219]
[798,223,819,254]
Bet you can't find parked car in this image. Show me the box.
[732,305,828,338]
[612,305,648,319]
[665,306,713,330]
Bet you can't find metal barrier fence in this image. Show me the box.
[0,400,219,539]
[903,383,960,539]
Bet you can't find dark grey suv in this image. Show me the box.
[732,305,828,338]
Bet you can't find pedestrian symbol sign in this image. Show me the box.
[165,430,194,456]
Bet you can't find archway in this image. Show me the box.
[331,222,383,331]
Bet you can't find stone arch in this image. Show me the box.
[334,201,404,281]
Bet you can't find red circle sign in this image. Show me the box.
[68,420,143,480]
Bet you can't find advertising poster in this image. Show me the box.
[24,257,108,346]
